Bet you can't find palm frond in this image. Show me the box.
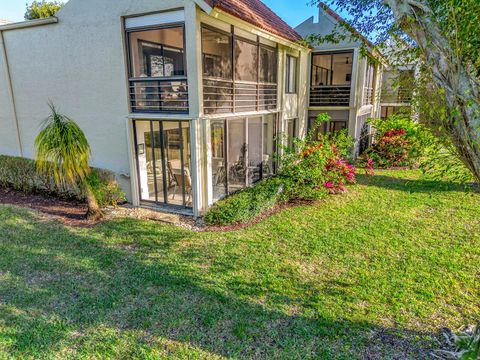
[34,103,91,187]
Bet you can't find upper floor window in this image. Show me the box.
[310,52,353,107]
[363,63,375,105]
[126,18,188,113]
[286,55,297,93]
[311,52,353,87]
[202,24,278,115]
[128,26,185,78]
[202,27,232,79]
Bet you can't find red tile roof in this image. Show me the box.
[204,0,303,43]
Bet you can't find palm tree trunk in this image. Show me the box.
[84,183,103,221]
[385,0,480,182]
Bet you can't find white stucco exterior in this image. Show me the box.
[0,0,310,216]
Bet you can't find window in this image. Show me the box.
[286,56,297,93]
[210,115,278,200]
[202,25,278,115]
[129,27,185,78]
[308,118,347,140]
[286,118,297,148]
[311,52,353,86]
[134,120,191,207]
[310,52,353,107]
[363,63,375,105]
[259,46,277,83]
[127,25,188,113]
[202,27,232,79]
[234,38,258,82]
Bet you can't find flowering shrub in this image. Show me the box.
[360,115,435,169]
[279,114,357,200]
[360,128,412,168]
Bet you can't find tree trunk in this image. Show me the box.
[84,183,104,221]
[385,0,480,182]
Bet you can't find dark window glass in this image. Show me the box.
[287,118,297,148]
[202,27,232,79]
[312,52,353,86]
[286,55,297,93]
[259,46,277,83]
[235,38,258,82]
[129,27,185,78]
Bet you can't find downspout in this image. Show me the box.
[0,30,23,157]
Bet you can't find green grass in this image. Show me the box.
[0,170,479,359]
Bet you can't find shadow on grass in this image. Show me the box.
[0,207,442,359]
[356,173,474,194]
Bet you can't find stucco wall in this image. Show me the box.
[0,37,19,156]
[295,7,362,52]
[0,0,198,200]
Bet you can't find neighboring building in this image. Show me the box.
[0,0,310,217]
[295,3,385,155]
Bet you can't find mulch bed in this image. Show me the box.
[0,187,97,227]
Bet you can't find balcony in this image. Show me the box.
[309,85,351,107]
[203,78,277,115]
[129,78,189,113]
[381,88,413,104]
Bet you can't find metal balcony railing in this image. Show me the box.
[309,85,351,107]
[381,88,413,104]
[129,78,189,113]
[203,78,277,115]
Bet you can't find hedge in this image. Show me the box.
[0,155,125,207]
[204,177,284,226]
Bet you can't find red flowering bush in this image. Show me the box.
[360,128,412,168]
[279,114,356,200]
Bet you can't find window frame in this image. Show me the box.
[126,22,188,81]
[201,23,279,115]
[210,114,279,198]
[286,55,298,94]
[311,50,354,87]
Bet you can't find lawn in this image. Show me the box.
[0,170,478,359]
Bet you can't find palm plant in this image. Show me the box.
[35,103,103,220]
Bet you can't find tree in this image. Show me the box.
[35,103,103,220]
[25,1,64,20]
[312,0,480,182]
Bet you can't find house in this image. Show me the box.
[0,0,311,217]
[295,3,385,154]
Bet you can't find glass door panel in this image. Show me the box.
[211,120,227,201]
[263,114,275,177]
[227,118,247,194]
[247,117,263,184]
[135,121,157,202]
[134,120,191,208]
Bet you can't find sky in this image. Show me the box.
[0,0,318,27]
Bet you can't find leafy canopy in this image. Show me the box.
[25,1,64,20]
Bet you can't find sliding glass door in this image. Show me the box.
[134,120,192,208]
[210,114,277,202]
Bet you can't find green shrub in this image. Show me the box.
[361,115,435,168]
[0,155,126,207]
[204,177,284,226]
[86,169,127,207]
